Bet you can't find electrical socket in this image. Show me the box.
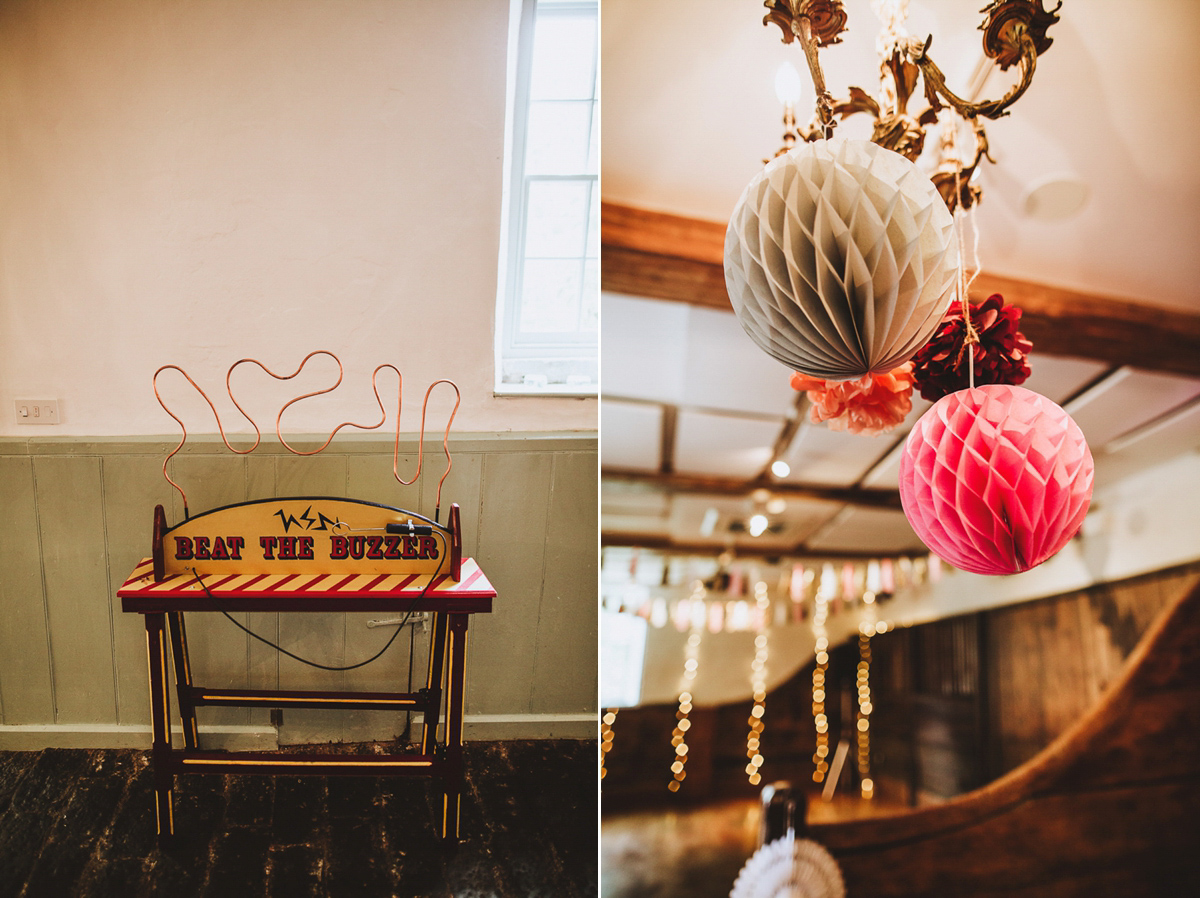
[14,399,60,425]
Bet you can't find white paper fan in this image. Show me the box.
[725,138,958,381]
[729,836,846,898]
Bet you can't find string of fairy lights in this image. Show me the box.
[811,566,833,784]
[856,631,874,798]
[600,708,617,780]
[745,629,770,786]
[856,578,881,798]
[668,619,703,792]
[668,689,693,791]
[600,552,937,796]
[608,556,936,636]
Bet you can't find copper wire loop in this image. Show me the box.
[153,351,460,519]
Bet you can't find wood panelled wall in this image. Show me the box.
[0,433,597,748]
[870,617,988,804]
[984,566,1193,774]
[602,562,1200,812]
[811,573,1200,897]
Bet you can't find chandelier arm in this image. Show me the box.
[793,15,837,136]
[902,30,1040,121]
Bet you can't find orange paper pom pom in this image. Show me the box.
[790,363,915,435]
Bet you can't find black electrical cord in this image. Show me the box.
[187,529,447,672]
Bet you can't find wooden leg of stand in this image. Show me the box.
[422,612,449,756]
[145,614,175,843]
[441,614,469,842]
[167,611,198,750]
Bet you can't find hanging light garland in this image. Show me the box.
[612,553,934,633]
[745,581,773,786]
[596,551,929,798]
[856,576,879,799]
[668,690,693,792]
[856,631,874,799]
[600,708,617,782]
[811,565,834,784]
[746,628,770,786]
[596,553,949,798]
[668,631,702,792]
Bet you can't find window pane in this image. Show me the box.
[496,0,597,392]
[586,185,599,260]
[529,12,596,101]
[526,100,593,175]
[586,99,598,175]
[520,259,582,334]
[581,258,598,332]
[524,179,589,258]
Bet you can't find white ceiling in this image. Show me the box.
[600,1,1200,560]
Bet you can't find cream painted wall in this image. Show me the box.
[0,0,596,436]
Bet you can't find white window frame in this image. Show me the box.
[494,0,598,397]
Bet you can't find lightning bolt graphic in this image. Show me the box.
[298,505,317,530]
[274,509,302,533]
[314,513,338,531]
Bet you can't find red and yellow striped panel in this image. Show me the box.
[118,556,494,604]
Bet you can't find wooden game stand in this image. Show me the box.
[118,502,494,845]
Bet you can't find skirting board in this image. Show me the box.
[0,713,597,751]
[0,724,278,752]
[461,713,596,741]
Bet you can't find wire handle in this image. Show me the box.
[153,351,460,519]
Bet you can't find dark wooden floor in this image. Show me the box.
[0,739,597,897]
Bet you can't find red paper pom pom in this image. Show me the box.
[790,363,914,435]
[911,294,1032,402]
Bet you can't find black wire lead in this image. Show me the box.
[187,531,446,672]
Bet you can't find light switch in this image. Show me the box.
[14,400,60,425]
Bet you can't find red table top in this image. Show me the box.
[118,556,495,613]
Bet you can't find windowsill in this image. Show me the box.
[493,383,597,398]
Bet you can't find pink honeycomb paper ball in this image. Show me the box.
[899,384,1093,576]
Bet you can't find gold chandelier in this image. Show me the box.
[763,0,1061,211]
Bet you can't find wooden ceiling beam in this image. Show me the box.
[757,392,810,481]
[603,467,903,510]
[659,405,678,474]
[602,202,1200,378]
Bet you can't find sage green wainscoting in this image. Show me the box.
[0,433,597,749]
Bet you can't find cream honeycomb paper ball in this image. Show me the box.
[725,138,959,381]
[730,836,846,898]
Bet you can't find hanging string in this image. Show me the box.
[945,118,980,388]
